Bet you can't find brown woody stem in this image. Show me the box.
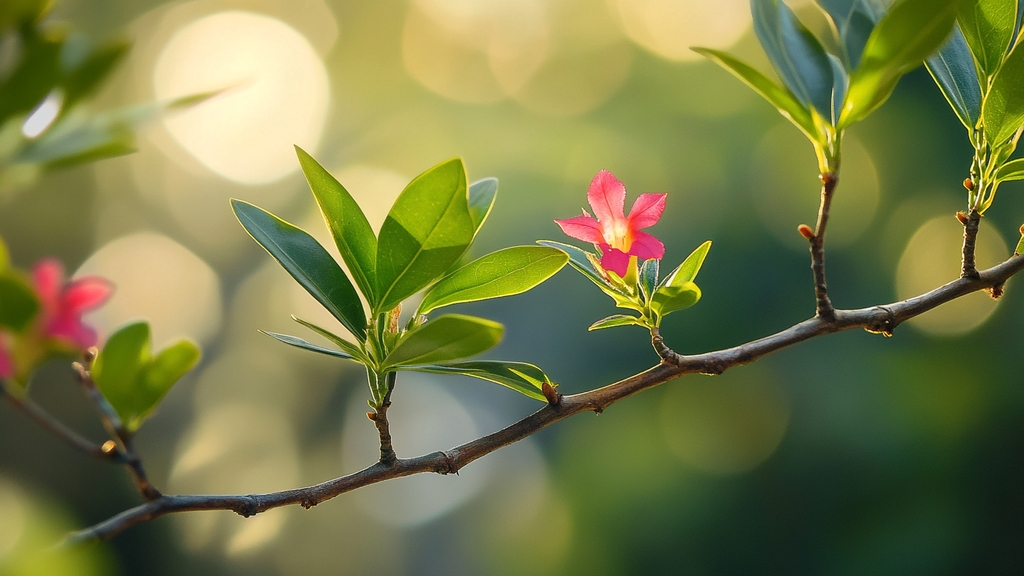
[961,209,981,279]
[809,172,838,320]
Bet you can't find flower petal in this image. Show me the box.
[555,215,605,244]
[32,259,64,310]
[587,170,626,225]
[627,193,667,229]
[0,335,14,379]
[61,277,114,314]
[628,231,665,260]
[46,317,98,349]
[600,247,631,277]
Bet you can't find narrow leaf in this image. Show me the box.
[651,282,703,318]
[418,246,568,315]
[639,258,659,301]
[291,316,367,360]
[232,200,367,341]
[996,157,1024,181]
[983,41,1024,144]
[926,24,983,129]
[588,314,642,331]
[958,0,1018,76]
[468,178,498,237]
[401,361,549,402]
[375,159,475,313]
[383,314,503,368]
[817,0,881,67]
[295,146,378,305]
[828,53,850,124]
[536,240,624,294]
[694,48,818,138]
[261,331,359,361]
[660,241,712,290]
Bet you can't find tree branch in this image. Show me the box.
[961,209,981,279]
[64,254,1024,546]
[368,371,398,465]
[1,383,119,462]
[808,172,839,320]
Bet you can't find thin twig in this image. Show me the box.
[809,172,839,320]
[961,209,981,279]
[1,383,118,462]
[63,254,1024,545]
[368,372,398,465]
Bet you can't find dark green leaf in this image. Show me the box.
[418,246,568,314]
[400,361,549,402]
[232,200,367,341]
[61,40,130,110]
[841,0,964,127]
[817,0,882,67]
[752,0,836,117]
[468,177,498,237]
[1015,0,1024,42]
[659,241,712,290]
[261,331,359,361]
[651,282,703,318]
[958,0,1018,76]
[693,48,818,138]
[996,157,1024,180]
[382,314,503,368]
[926,25,983,129]
[639,258,659,301]
[588,314,642,331]
[291,315,367,361]
[375,159,474,313]
[828,54,849,124]
[983,42,1024,144]
[0,274,39,332]
[295,146,378,305]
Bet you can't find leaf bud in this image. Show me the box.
[963,178,974,191]
[797,225,814,240]
[956,211,969,225]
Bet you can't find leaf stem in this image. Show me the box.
[961,209,982,279]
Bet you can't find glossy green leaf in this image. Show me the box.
[401,361,549,402]
[958,0,1018,76]
[639,258,659,301]
[817,0,882,67]
[136,340,200,429]
[651,282,703,318]
[291,316,367,361]
[659,241,712,290]
[382,314,502,368]
[0,274,39,332]
[693,48,818,138]
[295,146,378,305]
[752,0,836,117]
[983,42,1024,144]
[828,54,849,124]
[926,25,983,129]
[996,157,1024,180]
[468,177,498,237]
[841,0,964,127]
[261,331,359,361]
[375,159,474,313]
[589,314,642,331]
[536,240,623,294]
[232,200,367,341]
[1015,1,1024,41]
[418,246,568,315]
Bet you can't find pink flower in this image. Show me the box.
[32,259,113,350]
[0,332,13,380]
[556,170,666,277]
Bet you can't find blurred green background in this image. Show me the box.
[1,0,1023,574]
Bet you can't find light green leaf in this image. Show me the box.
[588,314,642,331]
[400,361,549,402]
[382,314,503,368]
[996,157,1024,180]
[375,159,475,313]
[295,146,378,305]
[958,0,1018,76]
[136,340,200,430]
[694,48,818,139]
[752,0,837,117]
[926,25,984,129]
[468,177,498,237]
[1016,230,1024,254]
[291,315,367,361]
[841,0,964,127]
[983,42,1024,144]
[232,199,367,341]
[0,274,39,332]
[536,240,624,294]
[659,241,712,290]
[651,282,703,318]
[261,331,360,361]
[418,246,568,315]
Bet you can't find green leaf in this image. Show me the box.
[261,331,359,361]
[983,41,1024,144]
[295,146,378,305]
[290,315,367,361]
[400,361,549,402]
[92,321,200,432]
[996,157,1024,180]
[752,0,836,118]
[61,40,130,110]
[693,48,818,139]
[828,53,849,124]
[841,0,965,127]
[926,25,984,129]
[0,236,8,271]
[418,246,568,315]
[382,314,503,368]
[536,240,620,293]
[0,274,39,332]
[651,282,703,318]
[1016,230,1024,254]
[659,241,712,290]
[375,159,474,313]
[0,0,51,30]
[588,314,642,331]
[232,199,367,341]
[817,0,882,67]
[639,258,659,301]
[958,0,1018,76]
[468,177,498,237]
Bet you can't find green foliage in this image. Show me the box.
[926,26,983,129]
[816,0,882,68]
[0,274,39,332]
[399,361,550,402]
[983,41,1024,144]
[382,314,503,368]
[996,157,1024,181]
[468,177,498,237]
[92,321,200,432]
[261,331,358,360]
[589,314,643,331]
[958,0,1018,76]
[418,246,568,315]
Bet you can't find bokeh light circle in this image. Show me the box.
[609,0,750,61]
[153,10,329,184]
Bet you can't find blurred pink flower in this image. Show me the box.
[556,170,666,276]
[32,259,113,350]
[0,332,13,380]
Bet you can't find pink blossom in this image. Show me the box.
[0,332,13,380]
[556,170,666,276]
[32,259,113,350]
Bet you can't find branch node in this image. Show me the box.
[236,496,260,518]
[434,451,459,475]
[864,306,896,337]
[541,382,562,406]
[985,282,1005,300]
[651,328,680,365]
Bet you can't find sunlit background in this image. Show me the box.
[2,0,1023,574]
